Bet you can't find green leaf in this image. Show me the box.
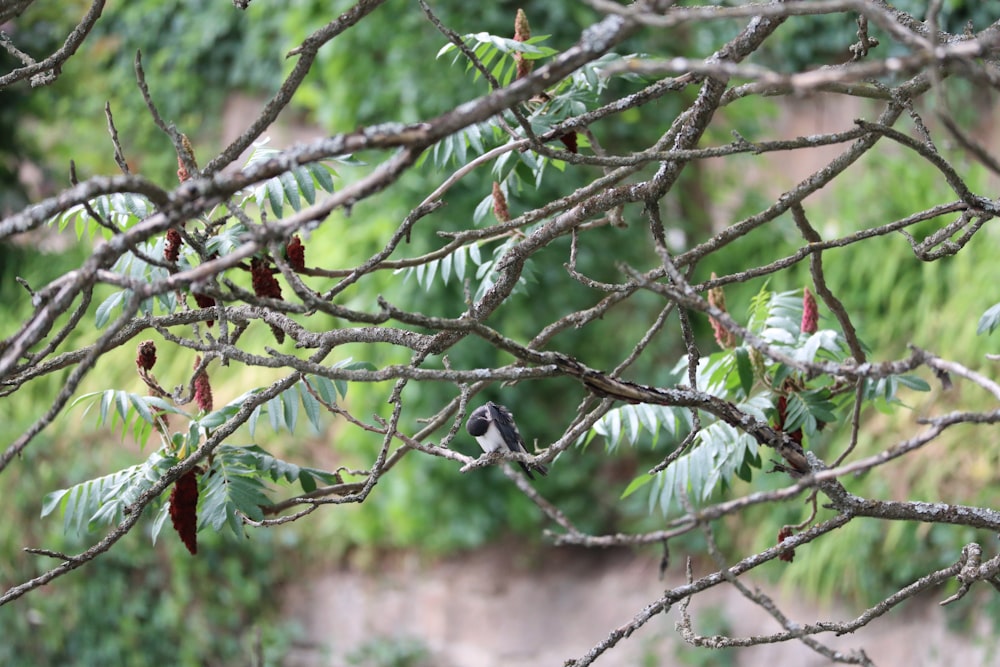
[306,375,338,406]
[150,502,171,545]
[294,166,316,205]
[200,454,269,535]
[436,42,456,59]
[772,363,795,388]
[646,395,768,515]
[114,391,130,429]
[490,55,509,86]
[121,193,150,219]
[298,469,318,493]
[783,392,809,432]
[42,451,178,536]
[797,329,841,363]
[977,302,1000,335]
[748,287,774,326]
[802,389,838,424]
[266,178,284,218]
[247,405,261,438]
[93,195,110,220]
[523,35,557,57]
[279,171,301,211]
[440,251,452,285]
[266,394,285,433]
[735,347,754,396]
[473,192,495,225]
[298,382,322,433]
[330,359,377,398]
[704,353,735,394]
[207,445,339,522]
[282,389,299,433]
[606,409,621,450]
[621,473,654,499]
[41,489,70,519]
[198,402,240,430]
[585,403,691,450]
[73,391,183,447]
[454,245,467,280]
[784,390,836,434]
[735,458,754,483]
[310,163,336,194]
[184,419,201,455]
[636,404,660,445]
[244,141,339,215]
[222,444,337,488]
[897,374,931,392]
[424,256,438,287]
[98,388,114,425]
[624,403,639,444]
[492,148,514,179]
[95,290,126,328]
[453,130,468,166]
[466,123,484,153]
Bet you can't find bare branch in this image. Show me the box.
[0,0,106,88]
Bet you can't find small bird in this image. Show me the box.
[466,401,548,479]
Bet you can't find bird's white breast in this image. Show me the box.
[474,425,507,453]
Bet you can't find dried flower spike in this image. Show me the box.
[250,257,286,343]
[193,357,213,413]
[193,292,215,327]
[169,469,199,555]
[176,134,197,183]
[285,235,306,272]
[777,526,795,562]
[802,286,818,334]
[164,228,182,263]
[513,9,533,80]
[558,131,579,154]
[492,181,510,223]
[136,340,157,371]
[251,257,282,300]
[707,273,736,349]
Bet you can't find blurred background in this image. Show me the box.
[2,1,1000,665]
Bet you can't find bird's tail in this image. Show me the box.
[519,461,549,480]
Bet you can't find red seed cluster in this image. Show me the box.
[193,292,215,327]
[558,131,579,154]
[164,228,182,263]
[707,274,736,349]
[250,257,282,300]
[285,235,306,272]
[492,182,510,223]
[777,526,795,562]
[251,257,285,343]
[801,286,818,334]
[176,134,196,183]
[193,357,213,413]
[169,469,199,555]
[136,340,157,371]
[513,9,533,80]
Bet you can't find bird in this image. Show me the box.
[466,401,548,479]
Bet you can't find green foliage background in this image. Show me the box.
[3,0,1000,663]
